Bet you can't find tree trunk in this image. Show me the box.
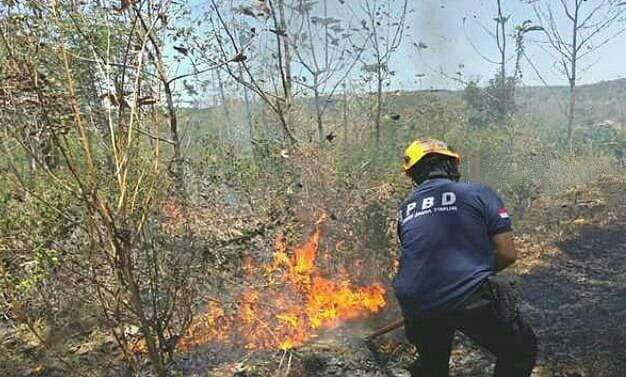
[211,71,224,148]
[567,79,577,154]
[216,68,232,144]
[118,242,167,377]
[273,0,295,145]
[159,65,182,185]
[375,71,383,147]
[314,76,324,144]
[343,88,349,145]
[139,12,183,189]
[568,4,579,155]
[277,0,292,100]
[239,64,254,146]
[497,0,507,123]
[316,104,324,144]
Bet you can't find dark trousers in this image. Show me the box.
[404,281,537,377]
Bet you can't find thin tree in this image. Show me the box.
[358,0,409,147]
[290,0,367,144]
[532,0,626,153]
[460,0,543,124]
[0,2,218,375]
[205,0,298,145]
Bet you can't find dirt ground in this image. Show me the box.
[290,229,625,377]
[2,182,623,377]
[206,183,626,377]
[522,223,626,377]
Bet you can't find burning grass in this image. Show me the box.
[132,227,386,353]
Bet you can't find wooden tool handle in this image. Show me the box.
[365,318,405,339]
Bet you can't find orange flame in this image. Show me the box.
[134,227,386,353]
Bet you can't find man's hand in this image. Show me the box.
[492,231,516,272]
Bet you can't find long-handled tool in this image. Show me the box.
[365,318,405,340]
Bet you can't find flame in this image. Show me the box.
[170,227,386,352]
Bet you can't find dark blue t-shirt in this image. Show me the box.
[393,178,512,316]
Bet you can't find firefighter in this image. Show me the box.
[394,139,537,377]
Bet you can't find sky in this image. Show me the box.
[180,0,626,93]
[391,0,626,90]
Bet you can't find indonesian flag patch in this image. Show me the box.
[498,207,510,219]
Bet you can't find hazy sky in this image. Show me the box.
[182,0,626,91]
[384,0,626,90]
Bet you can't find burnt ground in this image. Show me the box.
[323,225,626,377]
[2,182,623,377]
[200,217,626,377]
[522,224,626,377]
[202,180,626,377]
[3,222,623,377]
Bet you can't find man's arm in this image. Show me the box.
[492,231,517,272]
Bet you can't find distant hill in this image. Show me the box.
[179,78,626,143]
[394,78,626,130]
[516,78,626,129]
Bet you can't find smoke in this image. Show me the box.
[405,0,468,89]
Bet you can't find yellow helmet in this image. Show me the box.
[403,138,460,172]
